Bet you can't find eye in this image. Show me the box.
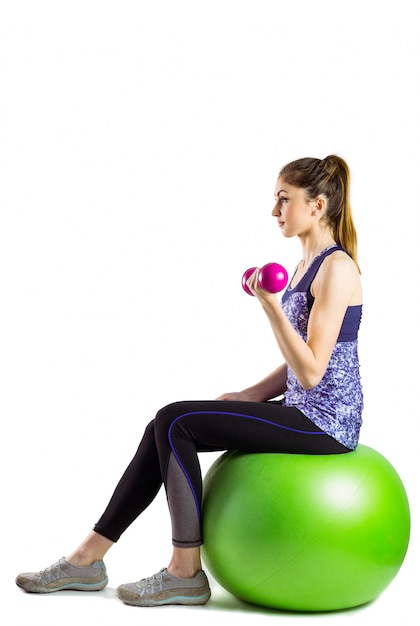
[279,197,289,205]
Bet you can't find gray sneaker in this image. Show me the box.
[15,557,108,593]
[117,568,211,607]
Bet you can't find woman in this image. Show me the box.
[16,155,363,607]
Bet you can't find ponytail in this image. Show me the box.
[279,155,360,272]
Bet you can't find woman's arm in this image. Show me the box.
[216,363,288,402]
[250,253,361,390]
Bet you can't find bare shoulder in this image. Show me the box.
[314,250,362,305]
[324,250,358,274]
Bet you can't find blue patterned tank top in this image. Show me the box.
[281,245,363,449]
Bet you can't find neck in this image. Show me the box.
[298,232,337,268]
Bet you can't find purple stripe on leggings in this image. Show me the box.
[167,410,326,524]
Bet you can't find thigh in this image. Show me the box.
[157,400,349,455]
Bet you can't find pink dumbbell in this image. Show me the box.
[242,263,288,296]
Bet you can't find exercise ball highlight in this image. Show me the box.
[202,446,410,612]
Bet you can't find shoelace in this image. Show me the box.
[38,560,68,584]
[139,569,166,592]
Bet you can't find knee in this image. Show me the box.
[144,419,156,438]
[154,402,182,437]
[154,402,189,442]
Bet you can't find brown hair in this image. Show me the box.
[279,155,360,272]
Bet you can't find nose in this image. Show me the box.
[272,201,281,217]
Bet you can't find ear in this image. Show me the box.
[311,196,327,217]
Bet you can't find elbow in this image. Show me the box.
[300,379,318,391]
[290,357,327,390]
[299,371,324,391]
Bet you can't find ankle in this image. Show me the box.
[66,547,99,567]
[66,554,92,567]
[167,546,202,579]
[167,565,200,579]
[66,531,113,567]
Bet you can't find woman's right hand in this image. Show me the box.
[216,391,247,401]
[216,364,288,403]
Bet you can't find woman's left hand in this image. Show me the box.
[246,268,280,304]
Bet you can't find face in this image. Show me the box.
[272,177,315,238]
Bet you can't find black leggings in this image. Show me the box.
[94,400,350,547]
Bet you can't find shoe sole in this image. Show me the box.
[117,587,211,607]
[16,577,108,593]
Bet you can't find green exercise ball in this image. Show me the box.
[202,445,410,611]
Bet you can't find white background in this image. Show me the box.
[1,1,418,624]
